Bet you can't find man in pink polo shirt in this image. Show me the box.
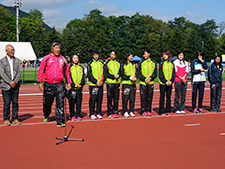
[38,42,71,127]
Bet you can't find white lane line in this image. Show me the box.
[184,123,201,127]
[220,133,225,136]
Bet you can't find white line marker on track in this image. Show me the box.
[184,123,201,127]
[220,133,225,136]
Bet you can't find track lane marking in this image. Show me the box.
[184,123,201,127]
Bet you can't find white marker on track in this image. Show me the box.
[220,133,225,136]
[184,123,201,127]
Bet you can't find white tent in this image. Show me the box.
[0,42,36,61]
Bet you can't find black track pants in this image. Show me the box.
[107,84,120,116]
[159,84,172,115]
[140,84,154,114]
[69,90,82,118]
[43,81,65,123]
[122,84,136,114]
[89,86,103,117]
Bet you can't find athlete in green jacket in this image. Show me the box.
[87,50,106,120]
[158,51,175,116]
[69,54,85,121]
[121,52,137,118]
[137,49,157,117]
[105,50,121,118]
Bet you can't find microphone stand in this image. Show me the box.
[56,96,84,145]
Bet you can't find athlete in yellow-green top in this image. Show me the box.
[105,50,121,119]
[87,50,106,120]
[137,49,157,117]
[121,52,137,118]
[158,51,175,116]
[68,54,85,121]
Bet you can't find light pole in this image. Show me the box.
[14,0,23,42]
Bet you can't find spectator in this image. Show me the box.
[0,44,22,126]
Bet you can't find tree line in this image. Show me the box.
[1,6,225,63]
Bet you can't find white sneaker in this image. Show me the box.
[129,112,135,117]
[180,110,185,114]
[90,115,97,120]
[96,114,103,119]
[124,112,130,118]
[176,110,181,114]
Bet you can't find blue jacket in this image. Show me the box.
[208,62,223,84]
[191,58,208,83]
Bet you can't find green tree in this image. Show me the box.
[46,27,61,54]
[184,28,201,61]
[0,5,16,41]
[19,9,47,58]
[139,16,170,62]
[168,28,184,56]
[62,10,112,63]
[205,36,217,61]
[27,9,44,21]
[217,33,225,55]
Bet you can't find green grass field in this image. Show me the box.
[21,69,225,84]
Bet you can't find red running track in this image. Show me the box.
[0,82,225,169]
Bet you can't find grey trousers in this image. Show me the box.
[174,82,187,111]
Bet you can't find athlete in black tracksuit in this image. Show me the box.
[105,50,121,118]
[68,55,85,120]
[121,52,137,117]
[87,50,106,119]
[137,49,157,116]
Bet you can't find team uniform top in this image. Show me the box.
[70,64,85,90]
[121,62,137,85]
[87,58,105,86]
[38,52,72,84]
[105,58,121,84]
[158,60,175,85]
[137,58,157,85]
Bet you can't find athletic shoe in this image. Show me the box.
[113,114,119,118]
[77,117,82,121]
[71,116,76,121]
[142,112,148,117]
[193,108,198,113]
[198,108,204,113]
[97,114,103,119]
[4,120,11,126]
[147,112,152,117]
[180,110,185,114]
[108,115,114,119]
[176,110,181,114]
[211,109,217,112]
[130,112,135,117]
[43,117,49,123]
[90,115,97,120]
[167,112,172,116]
[217,109,221,112]
[124,112,130,118]
[57,121,65,127]
[12,119,21,125]
[161,113,167,116]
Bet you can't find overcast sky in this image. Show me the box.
[1,0,225,30]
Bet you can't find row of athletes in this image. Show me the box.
[39,42,223,126]
[1,43,222,126]
[66,49,222,122]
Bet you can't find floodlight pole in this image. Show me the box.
[14,0,23,42]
